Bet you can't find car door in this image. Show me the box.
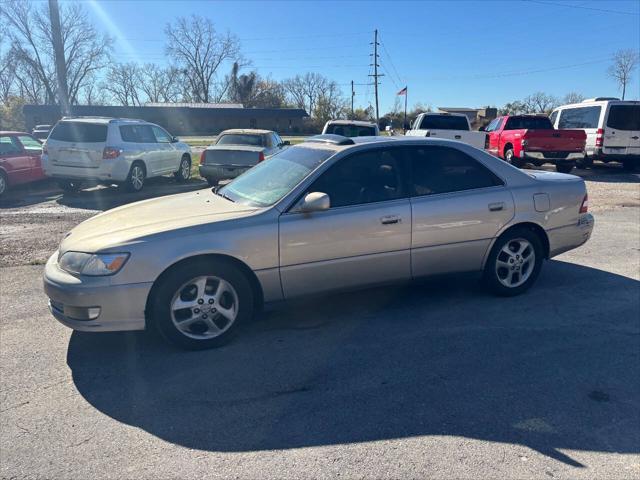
[0,135,32,185]
[16,134,44,180]
[150,125,176,172]
[606,103,640,156]
[279,147,412,298]
[485,117,502,156]
[407,145,514,277]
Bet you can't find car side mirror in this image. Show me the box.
[282,140,291,146]
[478,126,486,132]
[171,136,179,143]
[298,192,330,213]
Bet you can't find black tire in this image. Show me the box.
[483,227,544,297]
[206,177,218,187]
[57,179,82,193]
[622,159,638,172]
[150,258,254,350]
[575,155,593,169]
[174,155,191,182]
[555,163,574,174]
[0,171,7,196]
[505,148,525,168]
[124,162,146,192]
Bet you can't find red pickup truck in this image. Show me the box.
[482,115,586,173]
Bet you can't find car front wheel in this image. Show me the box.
[150,259,254,350]
[483,227,543,296]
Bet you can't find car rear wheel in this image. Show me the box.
[575,155,592,169]
[505,148,524,168]
[124,162,146,192]
[174,156,191,182]
[150,258,254,350]
[0,171,7,196]
[555,163,574,174]
[57,179,83,193]
[483,227,543,296]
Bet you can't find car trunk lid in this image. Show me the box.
[202,145,265,167]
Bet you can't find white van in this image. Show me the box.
[550,98,640,170]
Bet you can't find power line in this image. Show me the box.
[378,34,404,86]
[523,0,640,16]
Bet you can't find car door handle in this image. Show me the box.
[632,136,639,140]
[454,135,462,139]
[488,202,505,212]
[380,215,401,225]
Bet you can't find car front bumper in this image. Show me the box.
[199,164,251,181]
[43,253,151,332]
[548,213,595,258]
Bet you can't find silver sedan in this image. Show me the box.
[44,135,594,349]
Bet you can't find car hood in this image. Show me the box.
[59,189,258,254]
[205,145,266,153]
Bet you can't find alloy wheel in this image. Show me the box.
[170,275,239,339]
[0,175,6,195]
[130,166,144,190]
[495,238,535,288]
[181,159,191,179]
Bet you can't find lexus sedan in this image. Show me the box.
[44,135,594,350]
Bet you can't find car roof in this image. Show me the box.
[325,120,377,127]
[219,129,274,135]
[58,117,149,125]
[301,135,471,152]
[555,99,640,110]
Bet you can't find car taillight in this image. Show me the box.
[200,150,206,165]
[580,194,589,214]
[595,128,604,147]
[102,147,121,159]
[484,134,489,149]
[258,151,265,162]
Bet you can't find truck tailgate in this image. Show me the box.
[523,129,586,152]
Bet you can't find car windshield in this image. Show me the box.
[324,124,376,137]
[216,134,263,146]
[505,117,553,130]
[219,146,334,207]
[418,115,469,130]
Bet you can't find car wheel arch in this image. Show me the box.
[144,253,264,326]
[503,143,514,157]
[482,221,550,269]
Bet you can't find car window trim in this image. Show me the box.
[282,145,410,214]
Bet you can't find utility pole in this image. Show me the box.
[369,29,384,124]
[351,80,355,117]
[49,0,69,114]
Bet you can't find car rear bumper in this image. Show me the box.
[587,148,640,161]
[43,253,150,332]
[199,164,251,181]
[521,151,583,163]
[548,213,594,258]
[42,155,131,182]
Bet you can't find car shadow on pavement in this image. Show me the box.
[66,260,640,468]
[0,177,207,210]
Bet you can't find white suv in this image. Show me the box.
[550,98,640,170]
[42,117,192,192]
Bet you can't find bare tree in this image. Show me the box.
[608,49,639,100]
[563,92,585,104]
[522,92,559,113]
[1,0,111,105]
[0,49,17,104]
[165,15,241,103]
[139,64,181,103]
[282,72,333,116]
[102,63,142,106]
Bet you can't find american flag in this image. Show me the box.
[397,86,407,96]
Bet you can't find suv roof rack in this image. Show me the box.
[304,134,355,146]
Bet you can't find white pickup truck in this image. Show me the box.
[405,112,487,149]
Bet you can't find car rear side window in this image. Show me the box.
[504,117,552,130]
[119,125,156,143]
[49,122,107,142]
[17,135,42,152]
[309,148,406,208]
[325,124,376,137]
[418,115,469,130]
[606,105,640,130]
[558,106,602,129]
[0,136,22,155]
[408,146,503,197]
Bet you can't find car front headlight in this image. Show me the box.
[58,251,129,276]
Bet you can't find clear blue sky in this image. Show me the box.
[83,0,640,112]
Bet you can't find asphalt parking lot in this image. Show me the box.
[1,164,639,479]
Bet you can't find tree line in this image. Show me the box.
[1,0,637,131]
